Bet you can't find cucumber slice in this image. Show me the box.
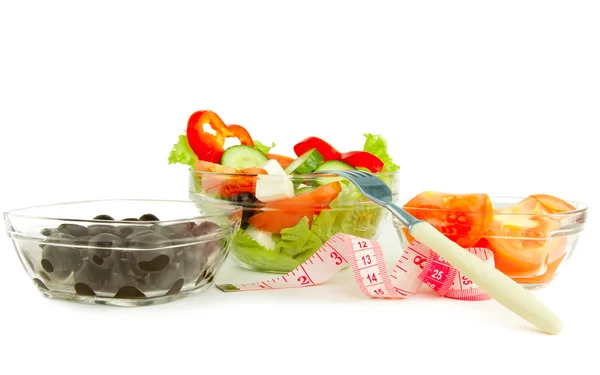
[220,145,268,170]
[313,160,355,185]
[284,148,324,175]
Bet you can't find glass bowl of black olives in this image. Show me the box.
[4,199,242,306]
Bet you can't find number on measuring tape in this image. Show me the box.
[462,276,473,285]
[297,276,310,285]
[431,270,444,280]
[362,255,372,266]
[413,255,426,269]
[366,273,378,283]
[330,251,343,265]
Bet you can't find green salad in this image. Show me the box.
[169,109,399,272]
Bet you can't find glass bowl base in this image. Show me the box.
[33,282,213,307]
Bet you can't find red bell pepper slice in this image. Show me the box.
[293,137,341,161]
[186,110,254,163]
[341,151,384,173]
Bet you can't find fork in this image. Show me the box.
[318,169,563,335]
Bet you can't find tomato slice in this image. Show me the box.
[186,110,254,163]
[195,160,238,174]
[483,196,565,277]
[293,137,342,161]
[266,153,295,169]
[248,182,343,233]
[531,194,576,213]
[265,182,342,210]
[402,192,494,248]
[193,161,266,198]
[248,210,314,233]
[340,151,384,173]
[219,168,268,198]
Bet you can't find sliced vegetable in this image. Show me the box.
[341,151,384,173]
[221,145,268,169]
[531,194,576,213]
[284,148,324,175]
[313,160,355,185]
[293,137,342,161]
[249,182,343,233]
[266,153,295,169]
[402,192,494,248]
[186,110,254,163]
[248,209,313,233]
[483,196,566,277]
[193,160,266,198]
[265,181,343,210]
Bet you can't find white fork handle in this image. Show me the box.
[410,221,563,335]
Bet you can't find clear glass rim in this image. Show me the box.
[188,168,400,178]
[3,198,243,225]
[397,195,588,217]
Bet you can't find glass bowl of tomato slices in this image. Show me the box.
[395,192,588,289]
[189,167,401,273]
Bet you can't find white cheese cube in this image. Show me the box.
[255,175,295,202]
[245,225,277,250]
[260,159,286,175]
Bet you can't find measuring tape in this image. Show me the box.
[216,233,494,302]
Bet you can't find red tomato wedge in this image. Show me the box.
[483,195,568,277]
[266,153,295,169]
[247,210,314,234]
[186,110,254,163]
[248,182,343,233]
[194,161,266,198]
[402,192,494,248]
[264,181,342,210]
[531,194,576,213]
[293,137,342,161]
[341,151,384,173]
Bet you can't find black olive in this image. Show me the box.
[89,233,124,259]
[87,224,116,237]
[191,221,220,237]
[74,262,111,291]
[57,224,89,237]
[139,213,160,222]
[93,214,115,221]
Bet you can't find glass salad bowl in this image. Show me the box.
[4,199,242,306]
[189,170,401,273]
[394,195,588,289]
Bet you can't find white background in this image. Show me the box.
[1,1,599,374]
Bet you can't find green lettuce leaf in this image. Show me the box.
[168,134,197,167]
[275,217,323,259]
[310,183,386,242]
[310,209,343,243]
[362,133,400,172]
[253,140,276,154]
[230,217,324,272]
[230,229,300,273]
